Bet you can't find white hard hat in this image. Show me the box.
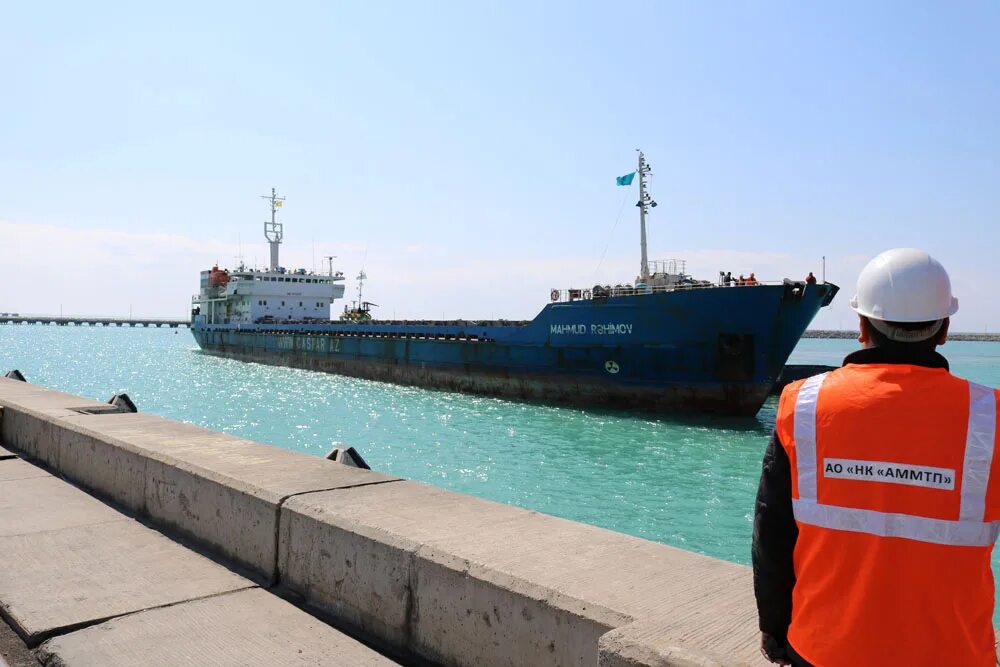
[850,248,958,323]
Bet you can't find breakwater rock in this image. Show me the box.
[805,330,1000,342]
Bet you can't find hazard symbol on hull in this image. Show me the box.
[605,360,620,374]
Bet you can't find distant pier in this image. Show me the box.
[0,315,189,328]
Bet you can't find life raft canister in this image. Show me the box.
[209,266,231,287]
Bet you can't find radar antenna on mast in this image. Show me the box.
[357,270,367,304]
[636,151,657,281]
[262,187,286,271]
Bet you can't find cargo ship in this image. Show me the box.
[191,155,837,415]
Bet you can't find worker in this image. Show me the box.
[737,274,746,286]
[747,272,758,286]
[753,248,998,666]
[805,271,817,285]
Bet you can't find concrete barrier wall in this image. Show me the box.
[0,379,399,580]
[0,377,763,666]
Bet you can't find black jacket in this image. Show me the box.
[752,346,950,650]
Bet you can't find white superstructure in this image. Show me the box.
[192,189,347,325]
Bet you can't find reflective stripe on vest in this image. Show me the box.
[791,373,1000,547]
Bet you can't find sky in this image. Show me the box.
[1,2,998,331]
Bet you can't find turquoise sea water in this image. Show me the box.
[3,326,1000,616]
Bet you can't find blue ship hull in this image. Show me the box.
[191,282,837,415]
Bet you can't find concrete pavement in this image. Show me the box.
[37,589,394,667]
[0,453,398,665]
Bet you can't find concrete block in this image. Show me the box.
[0,379,132,465]
[57,412,400,579]
[0,407,67,466]
[281,482,629,666]
[49,418,150,516]
[0,378,111,415]
[37,588,397,667]
[281,481,758,667]
[598,616,760,667]
[0,520,253,645]
[0,475,126,537]
[279,493,416,649]
[411,545,622,667]
[1,386,400,580]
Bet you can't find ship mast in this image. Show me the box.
[262,187,286,271]
[636,151,656,281]
[357,270,367,305]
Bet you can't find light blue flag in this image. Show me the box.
[616,172,636,186]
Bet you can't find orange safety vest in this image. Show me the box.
[777,363,1000,667]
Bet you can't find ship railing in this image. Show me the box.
[647,259,687,275]
[548,280,790,302]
